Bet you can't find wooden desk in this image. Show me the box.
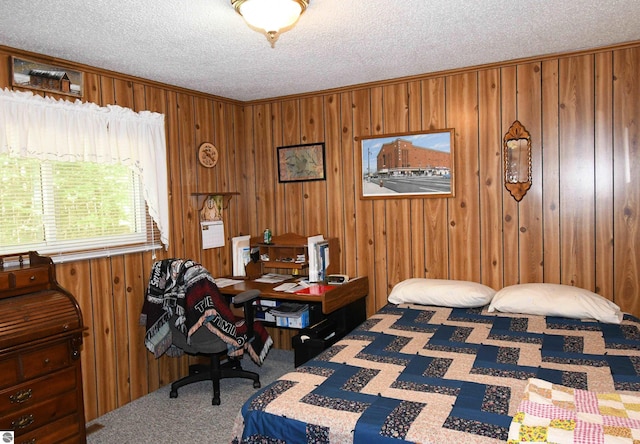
[221,276,369,361]
[221,276,368,315]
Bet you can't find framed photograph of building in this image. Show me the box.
[358,129,455,199]
[11,56,83,98]
[277,142,326,183]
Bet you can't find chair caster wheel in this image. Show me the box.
[212,397,221,405]
[170,390,178,398]
[253,381,261,388]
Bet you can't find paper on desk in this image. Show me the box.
[214,278,243,288]
[273,282,306,293]
[254,273,292,283]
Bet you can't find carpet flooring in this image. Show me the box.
[86,348,294,444]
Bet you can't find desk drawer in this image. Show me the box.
[0,389,77,435]
[21,342,70,380]
[12,267,50,290]
[0,272,9,292]
[0,366,77,416]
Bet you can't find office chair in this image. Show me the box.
[168,289,262,405]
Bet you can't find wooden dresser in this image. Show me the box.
[0,252,86,444]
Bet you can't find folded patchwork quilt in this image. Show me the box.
[508,378,640,443]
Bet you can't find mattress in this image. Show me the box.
[231,303,640,443]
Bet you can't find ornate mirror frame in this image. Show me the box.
[503,120,532,202]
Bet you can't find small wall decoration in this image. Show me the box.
[11,56,83,98]
[357,129,455,199]
[503,120,532,202]
[200,195,224,221]
[277,142,326,183]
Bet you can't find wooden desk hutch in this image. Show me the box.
[0,252,86,443]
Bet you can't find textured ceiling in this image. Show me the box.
[1,0,639,102]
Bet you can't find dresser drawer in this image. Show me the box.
[21,342,70,380]
[11,267,50,290]
[0,366,77,416]
[0,357,19,389]
[14,413,83,444]
[0,389,77,436]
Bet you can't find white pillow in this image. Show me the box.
[387,278,496,308]
[488,283,622,324]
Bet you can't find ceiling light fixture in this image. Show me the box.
[232,0,309,48]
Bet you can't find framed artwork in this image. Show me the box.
[11,56,83,98]
[277,142,326,183]
[358,129,455,199]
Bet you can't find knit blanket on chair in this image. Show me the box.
[139,259,272,365]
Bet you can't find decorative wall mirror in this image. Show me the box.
[503,120,532,202]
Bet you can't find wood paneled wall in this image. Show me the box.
[0,42,638,422]
[246,47,640,319]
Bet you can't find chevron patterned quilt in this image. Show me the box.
[231,303,640,444]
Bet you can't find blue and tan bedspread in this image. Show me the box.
[231,303,640,444]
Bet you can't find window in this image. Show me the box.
[0,154,156,257]
[0,88,169,259]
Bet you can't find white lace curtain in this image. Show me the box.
[0,88,169,248]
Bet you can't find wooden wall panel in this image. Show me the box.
[254,103,277,233]
[559,55,596,289]
[383,84,412,294]
[90,257,117,416]
[420,79,449,279]
[177,93,200,261]
[516,63,544,284]
[370,86,389,310]
[2,41,640,423]
[478,68,503,290]
[500,66,520,286]
[541,60,561,284]
[338,92,358,275]
[594,53,615,299]
[324,93,345,248]
[194,96,217,270]
[351,89,376,314]
[300,96,327,237]
[235,105,257,237]
[613,47,640,314]
[166,91,186,259]
[123,252,149,401]
[279,100,304,235]
[446,73,481,282]
[56,261,97,419]
[268,103,287,236]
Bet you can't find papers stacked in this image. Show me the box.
[254,273,292,283]
[270,302,309,328]
[214,277,243,288]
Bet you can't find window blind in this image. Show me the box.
[0,154,160,260]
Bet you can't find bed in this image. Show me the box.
[231,279,640,443]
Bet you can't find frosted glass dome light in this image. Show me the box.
[232,0,309,47]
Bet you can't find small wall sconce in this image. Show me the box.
[503,120,532,202]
